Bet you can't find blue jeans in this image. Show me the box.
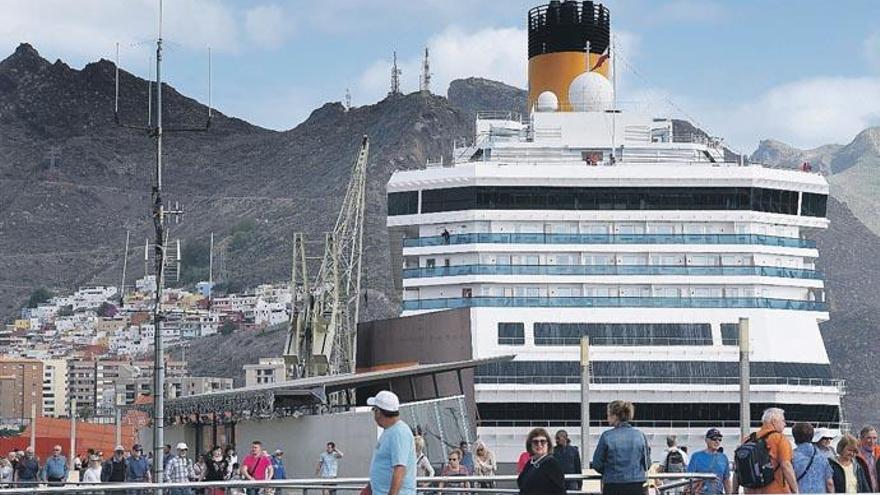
[170,488,193,495]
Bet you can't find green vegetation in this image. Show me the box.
[26,287,53,308]
[179,238,210,285]
[219,320,237,335]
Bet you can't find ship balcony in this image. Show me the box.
[403,233,817,249]
[402,264,823,280]
[401,296,828,312]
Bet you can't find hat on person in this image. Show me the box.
[176,442,189,450]
[366,390,400,412]
[274,449,283,455]
[705,428,723,440]
[813,428,835,442]
[114,445,125,452]
[132,444,143,452]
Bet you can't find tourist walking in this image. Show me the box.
[814,429,837,459]
[830,434,871,493]
[316,442,344,495]
[459,442,475,475]
[439,449,470,494]
[856,426,880,492]
[474,440,497,490]
[127,444,151,495]
[733,408,797,494]
[226,446,238,479]
[792,423,833,494]
[414,436,434,491]
[517,427,565,495]
[240,441,273,495]
[165,443,194,495]
[686,428,730,495]
[43,445,69,486]
[204,446,231,495]
[271,450,286,480]
[366,390,417,495]
[0,458,13,488]
[553,429,582,491]
[164,444,175,471]
[102,446,128,483]
[83,455,103,483]
[592,400,651,495]
[14,447,40,485]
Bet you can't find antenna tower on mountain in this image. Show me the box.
[419,47,431,93]
[344,88,352,112]
[389,50,402,96]
[112,0,212,485]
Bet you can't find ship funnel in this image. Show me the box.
[527,0,613,113]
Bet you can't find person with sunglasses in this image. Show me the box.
[439,449,470,494]
[592,400,651,495]
[517,428,565,495]
[687,429,731,495]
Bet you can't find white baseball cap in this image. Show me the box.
[176,442,189,450]
[813,428,835,442]
[367,390,400,412]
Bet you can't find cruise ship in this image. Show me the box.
[384,0,842,461]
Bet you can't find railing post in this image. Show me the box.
[580,336,591,463]
[739,317,751,440]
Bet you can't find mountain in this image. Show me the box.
[0,43,471,322]
[750,139,842,174]
[4,44,880,427]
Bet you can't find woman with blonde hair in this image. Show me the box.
[830,434,871,493]
[439,448,470,494]
[592,400,651,495]
[414,435,435,489]
[474,440,497,489]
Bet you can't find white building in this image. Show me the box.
[42,359,68,417]
[244,358,287,387]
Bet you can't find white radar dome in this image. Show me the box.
[568,71,613,112]
[536,91,558,112]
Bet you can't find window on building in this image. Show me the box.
[497,323,525,345]
[534,322,712,346]
[721,323,739,345]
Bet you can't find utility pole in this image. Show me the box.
[114,0,212,486]
[580,336,591,461]
[419,47,431,93]
[30,403,36,448]
[739,317,751,440]
[69,398,77,471]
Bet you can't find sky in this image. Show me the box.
[2,0,879,153]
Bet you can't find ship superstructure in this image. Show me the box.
[385,0,841,460]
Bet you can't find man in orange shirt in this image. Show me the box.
[735,408,799,494]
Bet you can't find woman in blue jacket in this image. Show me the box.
[591,400,651,495]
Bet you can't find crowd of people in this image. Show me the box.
[5,392,876,495]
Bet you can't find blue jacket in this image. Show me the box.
[591,422,651,484]
[43,455,69,480]
[271,456,286,479]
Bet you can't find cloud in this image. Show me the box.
[356,26,527,102]
[0,0,241,63]
[244,5,293,49]
[689,77,880,151]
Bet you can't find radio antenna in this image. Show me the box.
[112,0,212,485]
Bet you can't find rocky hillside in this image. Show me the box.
[4,43,880,427]
[0,43,472,321]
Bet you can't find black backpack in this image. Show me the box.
[734,432,778,488]
[664,449,687,473]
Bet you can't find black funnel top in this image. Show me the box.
[528,0,610,58]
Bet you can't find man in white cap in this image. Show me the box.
[365,390,416,495]
[813,428,836,459]
[101,445,128,483]
[164,442,193,495]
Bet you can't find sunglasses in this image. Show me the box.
[531,439,549,445]
[448,457,458,461]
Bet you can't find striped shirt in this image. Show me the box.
[164,456,192,483]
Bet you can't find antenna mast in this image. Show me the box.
[420,47,431,93]
[344,88,352,112]
[113,0,212,486]
[389,51,401,96]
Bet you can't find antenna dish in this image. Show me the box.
[536,91,558,112]
[569,71,613,112]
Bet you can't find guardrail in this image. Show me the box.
[402,264,823,280]
[0,472,718,495]
[402,296,828,312]
[403,233,817,249]
[474,375,845,387]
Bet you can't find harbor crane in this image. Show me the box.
[283,136,369,378]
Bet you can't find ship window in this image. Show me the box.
[497,322,525,346]
[401,186,816,215]
[477,402,841,427]
[533,323,712,346]
[474,360,833,383]
[387,191,418,215]
[721,323,739,345]
[802,193,828,217]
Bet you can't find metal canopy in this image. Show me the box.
[134,355,513,424]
